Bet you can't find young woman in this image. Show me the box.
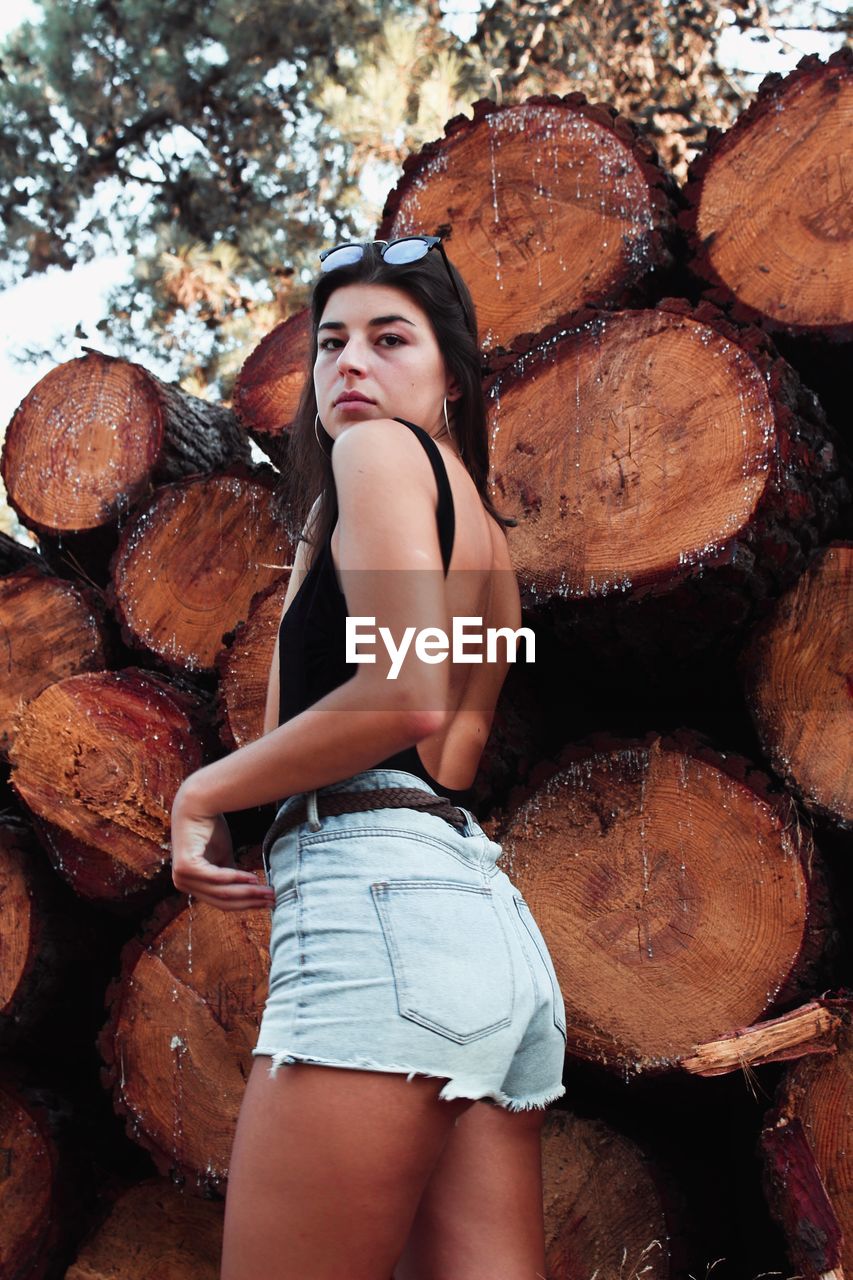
[170,236,567,1280]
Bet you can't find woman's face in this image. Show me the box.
[313,282,459,442]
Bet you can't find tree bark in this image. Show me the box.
[759,999,853,1280]
[0,530,49,577]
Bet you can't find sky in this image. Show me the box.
[0,0,846,537]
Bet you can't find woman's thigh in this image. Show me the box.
[393,1102,548,1280]
[221,1058,474,1280]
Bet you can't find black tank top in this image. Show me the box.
[277,417,475,809]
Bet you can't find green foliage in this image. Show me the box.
[0,0,481,393]
[1,0,368,272]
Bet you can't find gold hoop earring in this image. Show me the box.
[315,412,332,456]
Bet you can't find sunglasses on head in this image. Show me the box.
[318,235,467,314]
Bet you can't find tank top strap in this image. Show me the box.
[392,417,455,577]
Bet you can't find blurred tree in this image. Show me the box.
[473,0,850,177]
[0,0,848,397]
[0,0,481,393]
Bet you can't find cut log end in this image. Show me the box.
[686,50,853,336]
[216,577,290,750]
[0,569,109,754]
[8,670,204,904]
[110,469,293,674]
[740,541,853,830]
[487,306,778,600]
[233,308,312,450]
[1,353,164,534]
[542,1110,672,1277]
[497,731,816,1076]
[379,96,678,353]
[64,1178,224,1279]
[99,887,269,1189]
[760,1009,853,1278]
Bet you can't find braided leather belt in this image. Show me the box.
[262,786,468,858]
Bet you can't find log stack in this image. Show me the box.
[0,49,850,1280]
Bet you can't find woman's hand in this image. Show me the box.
[170,782,276,912]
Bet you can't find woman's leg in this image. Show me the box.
[221,1058,474,1280]
[393,1102,548,1280]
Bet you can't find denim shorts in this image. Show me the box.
[252,768,567,1112]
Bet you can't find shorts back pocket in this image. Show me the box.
[371,879,514,1043]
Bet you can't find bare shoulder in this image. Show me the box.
[332,418,407,450]
[330,420,452,574]
[331,419,434,487]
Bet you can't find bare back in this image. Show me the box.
[264,441,521,796]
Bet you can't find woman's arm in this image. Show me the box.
[176,420,451,816]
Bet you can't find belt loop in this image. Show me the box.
[457,805,477,837]
[306,789,322,831]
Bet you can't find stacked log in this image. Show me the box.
[1,351,251,539]
[492,730,841,1073]
[0,818,85,1046]
[738,541,853,830]
[64,1179,224,1280]
[760,1011,853,1280]
[0,52,850,1280]
[0,569,109,753]
[97,892,270,1192]
[681,50,852,341]
[107,467,292,674]
[540,1111,683,1276]
[482,301,845,631]
[232,308,312,469]
[215,578,290,750]
[0,1067,95,1280]
[0,350,253,589]
[8,670,208,910]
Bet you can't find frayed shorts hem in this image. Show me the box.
[252,1047,566,1113]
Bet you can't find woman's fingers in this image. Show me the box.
[173,864,275,909]
[186,882,276,912]
[173,862,263,891]
[168,803,274,910]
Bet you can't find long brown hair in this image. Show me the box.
[274,240,517,560]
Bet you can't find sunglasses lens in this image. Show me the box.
[383,238,431,265]
[320,244,366,272]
